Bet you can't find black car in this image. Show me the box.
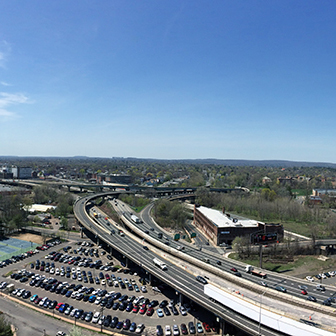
[110,316,119,328]
[163,306,171,316]
[188,322,196,334]
[149,300,159,308]
[103,315,112,327]
[22,290,31,299]
[157,325,163,336]
[159,300,168,308]
[75,309,84,319]
[49,300,57,309]
[195,276,208,284]
[112,302,120,310]
[106,298,114,309]
[307,296,317,302]
[323,299,332,306]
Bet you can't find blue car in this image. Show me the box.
[88,295,96,303]
[157,308,164,317]
[65,291,72,298]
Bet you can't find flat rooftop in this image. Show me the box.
[197,206,260,228]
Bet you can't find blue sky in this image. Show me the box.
[0,1,335,162]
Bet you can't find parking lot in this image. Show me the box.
[0,239,218,335]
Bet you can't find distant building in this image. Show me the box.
[96,173,131,184]
[277,176,294,185]
[309,196,323,205]
[10,166,32,179]
[312,189,336,197]
[193,205,283,246]
[262,176,272,184]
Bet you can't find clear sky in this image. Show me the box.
[0,1,335,163]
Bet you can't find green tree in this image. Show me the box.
[0,314,13,336]
[60,217,68,230]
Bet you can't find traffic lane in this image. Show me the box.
[77,198,288,336]
[104,204,336,305]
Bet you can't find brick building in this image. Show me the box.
[193,205,283,246]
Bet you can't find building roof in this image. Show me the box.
[25,204,56,213]
[197,206,260,228]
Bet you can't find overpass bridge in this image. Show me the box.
[0,178,248,195]
[74,191,336,336]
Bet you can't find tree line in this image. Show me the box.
[195,188,336,239]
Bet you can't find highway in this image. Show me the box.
[120,201,336,307]
[74,192,336,336]
[74,195,290,336]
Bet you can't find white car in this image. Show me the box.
[140,286,147,293]
[91,311,100,323]
[135,324,145,334]
[70,308,78,317]
[305,276,314,282]
[98,315,105,325]
[173,325,180,336]
[94,297,102,305]
[165,325,171,336]
[133,296,144,305]
[179,306,187,316]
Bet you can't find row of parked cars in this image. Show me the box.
[306,271,336,282]
[9,268,187,318]
[1,280,146,333]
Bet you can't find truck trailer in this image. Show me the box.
[153,257,168,270]
[131,215,141,224]
[245,265,267,278]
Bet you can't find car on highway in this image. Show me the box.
[275,285,286,293]
[307,296,317,302]
[316,284,325,291]
[195,276,207,284]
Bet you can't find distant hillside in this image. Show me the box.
[0,156,336,168]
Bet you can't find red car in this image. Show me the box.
[105,274,110,280]
[139,304,147,314]
[180,324,188,335]
[230,267,238,272]
[34,297,42,304]
[132,305,140,313]
[146,307,154,316]
[55,302,64,310]
[301,289,308,295]
[202,322,211,332]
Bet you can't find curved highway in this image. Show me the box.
[74,192,336,336]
